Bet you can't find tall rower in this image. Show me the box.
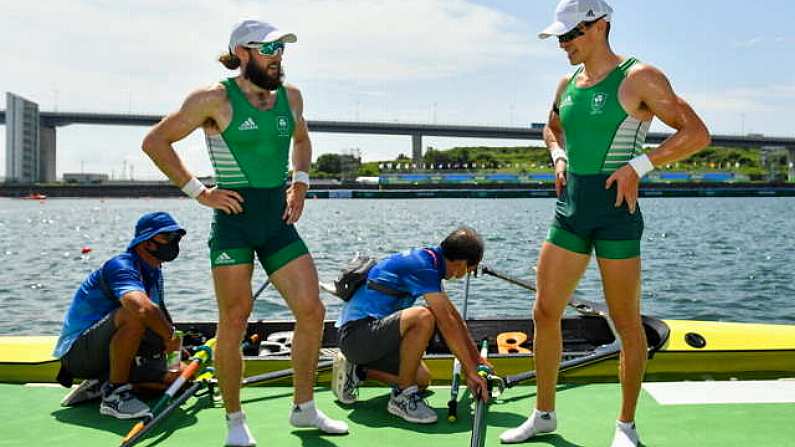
[142,19,347,447]
[500,1,710,446]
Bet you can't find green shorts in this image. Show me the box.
[547,173,643,259]
[208,187,309,274]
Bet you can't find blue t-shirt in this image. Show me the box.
[337,246,446,327]
[52,251,164,358]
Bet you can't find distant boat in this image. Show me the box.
[19,193,47,200]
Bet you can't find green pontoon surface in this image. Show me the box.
[3,381,794,446]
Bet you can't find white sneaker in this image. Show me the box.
[611,421,640,447]
[500,409,557,444]
[61,378,103,407]
[331,351,360,404]
[226,411,256,447]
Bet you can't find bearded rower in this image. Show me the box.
[141,19,347,447]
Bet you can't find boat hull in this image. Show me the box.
[2,317,793,384]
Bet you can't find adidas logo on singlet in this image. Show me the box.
[560,95,574,109]
[238,117,258,131]
[215,252,235,265]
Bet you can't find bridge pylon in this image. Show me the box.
[412,133,423,165]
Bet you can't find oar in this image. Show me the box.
[504,343,621,388]
[447,271,471,422]
[480,264,611,317]
[120,339,216,446]
[242,360,334,387]
[470,339,504,447]
[253,278,271,300]
[119,368,215,447]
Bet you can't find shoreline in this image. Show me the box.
[2,182,795,198]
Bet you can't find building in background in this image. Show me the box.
[4,93,56,184]
[63,173,109,184]
[5,93,39,183]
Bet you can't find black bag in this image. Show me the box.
[334,255,378,301]
[333,255,409,301]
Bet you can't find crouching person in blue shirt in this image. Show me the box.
[53,212,186,419]
[332,226,489,424]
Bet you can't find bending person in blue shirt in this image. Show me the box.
[53,212,185,419]
[332,226,488,424]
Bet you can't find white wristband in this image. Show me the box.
[550,147,568,164]
[628,154,655,178]
[292,170,310,186]
[181,177,206,199]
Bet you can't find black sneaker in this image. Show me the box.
[387,385,438,424]
[99,384,151,419]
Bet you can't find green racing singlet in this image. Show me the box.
[207,79,294,188]
[547,57,651,259]
[205,78,308,272]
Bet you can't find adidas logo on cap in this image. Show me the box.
[238,117,258,131]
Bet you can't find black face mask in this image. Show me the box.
[148,238,180,262]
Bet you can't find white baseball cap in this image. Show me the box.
[539,0,613,39]
[228,19,297,52]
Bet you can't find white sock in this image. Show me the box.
[226,411,256,447]
[289,400,349,434]
[499,409,557,444]
[611,420,639,447]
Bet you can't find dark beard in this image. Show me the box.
[244,61,284,91]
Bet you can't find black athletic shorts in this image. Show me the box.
[338,311,403,375]
[60,309,167,383]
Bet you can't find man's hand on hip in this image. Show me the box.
[605,165,640,214]
[283,182,308,224]
[554,159,567,197]
[197,187,244,214]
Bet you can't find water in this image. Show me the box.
[1,196,793,335]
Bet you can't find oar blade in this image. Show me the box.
[120,381,205,447]
[120,421,145,446]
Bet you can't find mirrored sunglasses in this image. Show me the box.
[246,40,285,56]
[557,15,606,43]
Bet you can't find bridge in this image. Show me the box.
[2,110,795,179]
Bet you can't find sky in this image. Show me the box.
[1,0,793,180]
